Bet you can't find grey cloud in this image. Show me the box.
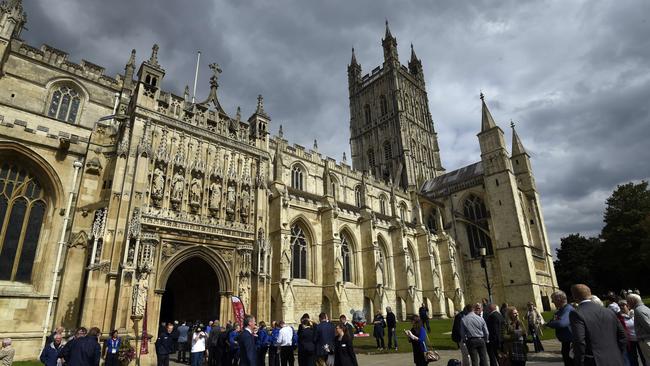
[21,0,650,252]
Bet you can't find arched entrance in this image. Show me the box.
[159,256,220,323]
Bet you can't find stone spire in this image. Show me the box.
[510,121,527,156]
[382,19,398,63]
[148,44,160,67]
[408,43,424,82]
[123,49,136,89]
[0,0,27,39]
[480,93,497,132]
[200,63,224,111]
[384,19,393,39]
[253,94,269,118]
[350,47,359,66]
[278,124,283,138]
[410,43,418,62]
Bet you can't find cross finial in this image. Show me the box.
[510,119,515,129]
[149,44,159,66]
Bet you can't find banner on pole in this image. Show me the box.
[140,302,149,355]
[231,296,246,327]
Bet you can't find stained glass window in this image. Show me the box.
[47,85,81,123]
[290,223,307,279]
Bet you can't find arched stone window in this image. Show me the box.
[367,149,375,174]
[379,195,387,215]
[354,186,362,208]
[380,95,388,116]
[291,164,304,191]
[340,232,353,283]
[399,202,407,221]
[364,104,372,124]
[329,175,338,200]
[290,223,308,279]
[0,164,47,282]
[463,194,493,258]
[47,84,82,123]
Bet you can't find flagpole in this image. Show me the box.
[191,51,201,103]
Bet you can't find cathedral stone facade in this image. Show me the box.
[0,2,557,360]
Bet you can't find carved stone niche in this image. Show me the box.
[85,157,103,175]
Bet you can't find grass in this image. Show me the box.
[14,361,41,366]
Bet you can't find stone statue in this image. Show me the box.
[171,172,184,202]
[226,185,236,217]
[240,190,250,223]
[152,167,165,198]
[190,176,202,205]
[209,182,221,211]
[239,275,250,306]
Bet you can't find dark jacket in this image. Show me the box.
[314,321,336,357]
[155,331,176,355]
[61,336,101,366]
[451,311,466,344]
[40,342,63,366]
[546,303,574,343]
[372,314,385,337]
[238,329,257,366]
[569,301,626,366]
[298,326,316,354]
[486,310,504,347]
[333,336,358,366]
[386,312,397,329]
[419,306,429,320]
[409,326,427,365]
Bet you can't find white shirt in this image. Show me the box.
[277,326,293,347]
[191,332,206,353]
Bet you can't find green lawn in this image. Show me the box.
[14,361,41,366]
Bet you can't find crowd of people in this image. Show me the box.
[449,285,649,366]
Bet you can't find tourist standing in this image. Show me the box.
[156,323,176,366]
[485,304,504,366]
[268,322,280,366]
[546,290,574,366]
[62,327,102,366]
[229,323,241,366]
[525,302,545,352]
[190,326,207,366]
[297,318,316,366]
[451,304,473,366]
[419,304,431,333]
[40,333,64,366]
[218,324,232,366]
[256,321,270,366]
[386,307,398,351]
[177,322,190,364]
[277,321,295,366]
[372,311,386,350]
[627,293,650,362]
[0,339,15,366]
[239,315,257,366]
[208,322,221,366]
[103,330,121,366]
[314,313,334,366]
[460,303,489,366]
[570,284,626,366]
[618,300,644,366]
[502,307,527,366]
[331,324,358,366]
[405,315,428,366]
[338,315,355,345]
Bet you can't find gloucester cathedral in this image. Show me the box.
[0,1,557,359]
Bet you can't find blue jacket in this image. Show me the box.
[256,327,270,349]
[103,338,121,357]
[40,342,63,366]
[270,328,280,348]
[546,303,574,342]
[229,330,240,352]
[314,322,335,357]
[238,329,257,366]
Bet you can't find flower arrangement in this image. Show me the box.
[118,336,136,366]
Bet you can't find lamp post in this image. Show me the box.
[479,247,493,304]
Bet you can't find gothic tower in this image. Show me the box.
[348,22,444,190]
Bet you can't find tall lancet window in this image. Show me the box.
[463,194,493,258]
[290,223,308,279]
[340,233,352,283]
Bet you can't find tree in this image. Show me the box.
[554,234,601,295]
[595,181,650,293]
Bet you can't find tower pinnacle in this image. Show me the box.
[510,120,527,156]
[480,93,497,132]
[350,47,358,66]
[385,19,393,39]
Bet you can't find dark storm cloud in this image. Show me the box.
[21,0,650,251]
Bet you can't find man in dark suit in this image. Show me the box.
[61,327,101,366]
[485,304,504,366]
[569,284,626,366]
[239,315,257,366]
[314,312,335,365]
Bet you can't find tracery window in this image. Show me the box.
[290,223,308,279]
[383,141,392,161]
[367,149,376,175]
[341,233,352,283]
[354,186,362,208]
[364,104,372,124]
[427,211,437,234]
[47,85,81,123]
[0,164,47,283]
[463,194,493,258]
[380,95,388,116]
[291,165,304,191]
[399,202,407,221]
[379,195,387,215]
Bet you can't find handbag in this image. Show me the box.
[424,350,440,362]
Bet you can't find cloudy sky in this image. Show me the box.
[22,0,650,251]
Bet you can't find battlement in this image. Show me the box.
[13,40,121,89]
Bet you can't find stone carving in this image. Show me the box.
[226,185,236,220]
[190,176,202,207]
[161,242,180,262]
[131,271,149,317]
[239,275,250,306]
[209,182,222,212]
[128,208,142,239]
[171,171,185,206]
[240,189,250,223]
[151,167,165,201]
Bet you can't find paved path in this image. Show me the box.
[357,340,564,365]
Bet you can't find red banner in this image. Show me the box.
[231,296,246,328]
[140,302,149,355]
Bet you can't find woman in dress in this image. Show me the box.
[405,315,428,366]
[503,307,528,366]
[372,311,386,351]
[332,324,358,366]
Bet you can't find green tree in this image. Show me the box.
[596,181,650,292]
[554,234,600,295]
